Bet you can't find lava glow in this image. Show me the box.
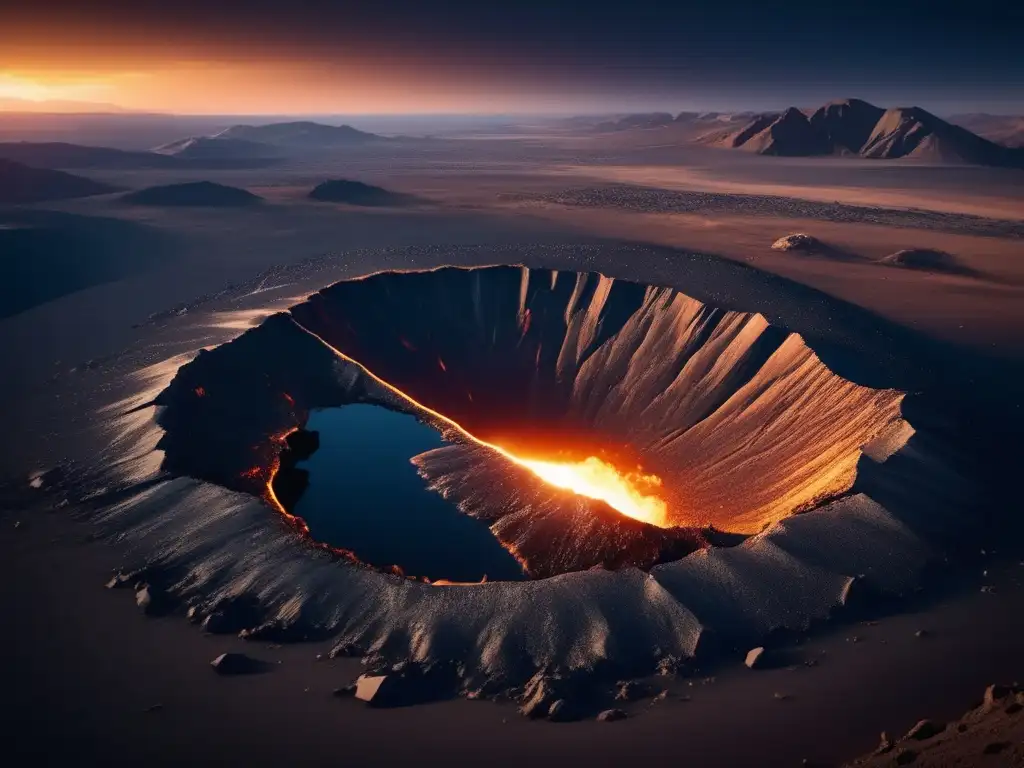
[289,320,671,527]
[509,455,668,526]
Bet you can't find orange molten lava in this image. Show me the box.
[503,454,667,526]
[288,321,671,528]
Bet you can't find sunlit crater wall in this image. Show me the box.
[287,266,908,534]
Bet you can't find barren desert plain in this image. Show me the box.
[2,104,1024,767]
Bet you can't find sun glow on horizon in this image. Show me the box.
[0,71,116,105]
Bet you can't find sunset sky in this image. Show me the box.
[1,0,1022,115]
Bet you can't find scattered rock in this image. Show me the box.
[350,662,454,707]
[596,709,628,723]
[914,629,931,639]
[773,692,791,702]
[210,652,262,676]
[656,655,682,676]
[614,680,649,702]
[904,719,944,741]
[518,672,583,720]
[328,641,364,659]
[980,585,996,594]
[144,703,164,713]
[238,620,309,643]
[104,572,134,589]
[13,520,21,529]
[651,690,669,704]
[332,683,357,698]
[745,647,766,669]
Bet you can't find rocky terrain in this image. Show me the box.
[847,684,1024,767]
[528,185,1024,238]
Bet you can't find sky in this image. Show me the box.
[1,0,1022,115]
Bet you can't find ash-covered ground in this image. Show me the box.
[2,119,1024,766]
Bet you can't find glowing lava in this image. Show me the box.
[288,320,671,528]
[507,455,668,526]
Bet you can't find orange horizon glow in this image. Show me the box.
[285,320,670,528]
[0,63,617,115]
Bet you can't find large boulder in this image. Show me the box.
[745,647,767,669]
[210,652,263,675]
[771,233,825,252]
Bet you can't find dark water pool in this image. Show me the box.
[294,404,525,582]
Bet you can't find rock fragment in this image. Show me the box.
[745,647,766,669]
[210,652,262,675]
[596,709,627,722]
[614,680,649,702]
[771,233,824,252]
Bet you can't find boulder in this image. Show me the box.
[210,652,262,675]
[135,585,155,613]
[771,234,824,252]
[354,675,397,705]
[745,647,766,669]
[519,673,560,719]
[596,708,628,722]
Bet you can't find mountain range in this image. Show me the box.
[213,121,382,147]
[696,99,1024,167]
[0,158,118,204]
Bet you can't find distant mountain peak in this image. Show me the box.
[699,98,1024,167]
